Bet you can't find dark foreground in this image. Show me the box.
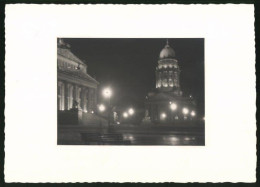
[58,122,205,146]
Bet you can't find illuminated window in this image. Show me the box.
[163,79,168,87]
[169,79,173,87]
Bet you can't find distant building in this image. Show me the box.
[145,40,196,123]
[57,38,99,113]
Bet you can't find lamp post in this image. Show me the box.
[169,102,177,121]
[191,111,196,117]
[160,112,167,121]
[123,112,129,118]
[98,104,106,112]
[128,108,135,116]
[170,102,177,111]
[182,107,189,120]
[103,87,112,126]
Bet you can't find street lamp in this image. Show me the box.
[103,87,112,126]
[182,107,189,120]
[98,104,106,112]
[123,112,128,118]
[128,108,135,115]
[103,87,112,99]
[191,111,196,117]
[160,112,167,120]
[170,102,177,111]
[182,107,189,115]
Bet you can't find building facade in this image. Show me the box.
[145,40,196,123]
[57,39,99,113]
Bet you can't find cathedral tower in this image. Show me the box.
[155,40,182,96]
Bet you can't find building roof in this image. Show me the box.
[58,47,86,65]
[57,38,86,65]
[58,68,99,85]
[57,38,99,86]
[159,39,175,59]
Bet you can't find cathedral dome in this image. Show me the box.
[159,40,175,59]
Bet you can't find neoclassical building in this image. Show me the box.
[57,39,99,113]
[144,40,196,123]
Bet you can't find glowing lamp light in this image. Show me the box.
[91,111,94,114]
[191,111,196,117]
[182,108,189,115]
[128,108,134,115]
[123,112,128,118]
[98,104,106,112]
[170,103,177,111]
[103,87,112,98]
[160,113,167,120]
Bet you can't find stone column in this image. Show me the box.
[93,88,97,111]
[73,84,77,104]
[64,81,68,110]
[78,87,81,109]
[80,87,85,110]
[88,88,93,111]
[85,88,89,112]
[80,88,84,111]
[61,82,65,110]
[57,83,60,110]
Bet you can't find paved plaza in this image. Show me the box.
[58,122,205,146]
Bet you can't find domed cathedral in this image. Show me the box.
[156,39,182,96]
[144,39,197,124]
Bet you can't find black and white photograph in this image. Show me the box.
[4,4,256,183]
[57,38,205,145]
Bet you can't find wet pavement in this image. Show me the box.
[58,123,205,146]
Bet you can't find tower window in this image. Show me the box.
[169,79,173,87]
[163,79,168,87]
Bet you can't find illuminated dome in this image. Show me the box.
[159,40,175,59]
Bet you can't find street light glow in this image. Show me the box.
[103,87,112,98]
[123,112,128,118]
[191,111,196,116]
[182,108,189,115]
[161,113,167,119]
[170,102,177,111]
[128,108,134,115]
[98,104,106,112]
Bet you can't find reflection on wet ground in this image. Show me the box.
[122,133,204,145]
[58,124,205,145]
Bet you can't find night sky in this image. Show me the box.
[63,38,204,117]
